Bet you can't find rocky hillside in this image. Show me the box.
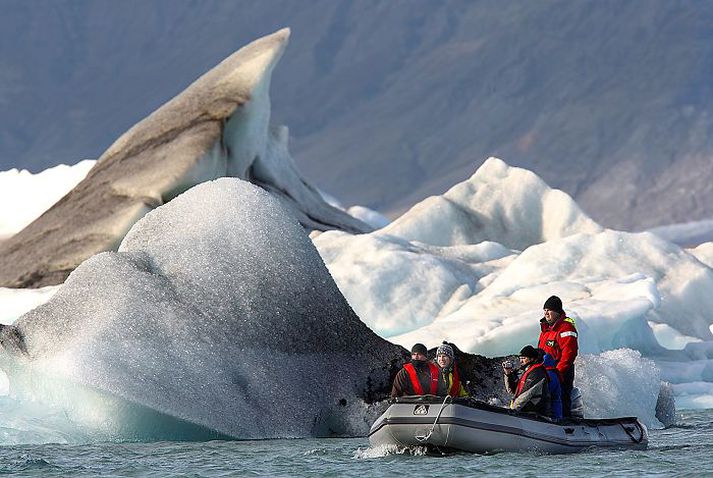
[2,0,712,230]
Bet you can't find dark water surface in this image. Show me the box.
[0,409,711,477]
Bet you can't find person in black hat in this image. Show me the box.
[503,345,551,416]
[390,343,440,398]
[538,295,578,417]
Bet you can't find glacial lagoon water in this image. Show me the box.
[0,409,711,477]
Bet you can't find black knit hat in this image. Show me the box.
[411,343,428,355]
[543,295,563,312]
[519,345,540,359]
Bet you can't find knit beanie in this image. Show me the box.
[436,343,454,359]
[543,295,563,312]
[411,343,428,355]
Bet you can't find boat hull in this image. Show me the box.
[369,396,648,454]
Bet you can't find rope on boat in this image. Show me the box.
[621,421,645,444]
[415,395,452,443]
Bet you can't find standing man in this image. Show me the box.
[538,295,578,417]
[391,343,440,397]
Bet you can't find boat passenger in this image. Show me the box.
[540,350,563,420]
[538,295,578,417]
[503,345,551,416]
[390,343,439,397]
[434,343,468,397]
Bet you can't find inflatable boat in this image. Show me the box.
[369,395,648,454]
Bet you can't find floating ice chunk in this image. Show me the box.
[0,178,401,440]
[671,381,713,409]
[0,29,369,289]
[576,349,666,428]
[648,322,703,350]
[381,157,602,250]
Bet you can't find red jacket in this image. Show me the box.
[538,312,578,375]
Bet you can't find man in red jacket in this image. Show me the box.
[538,295,578,417]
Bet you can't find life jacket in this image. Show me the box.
[404,362,439,395]
[538,313,578,371]
[446,366,462,397]
[515,362,547,397]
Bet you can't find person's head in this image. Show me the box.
[411,343,428,361]
[519,345,540,366]
[543,295,564,325]
[436,343,454,368]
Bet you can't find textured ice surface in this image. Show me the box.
[381,157,602,250]
[0,178,400,440]
[317,160,713,354]
[576,349,665,427]
[315,159,713,414]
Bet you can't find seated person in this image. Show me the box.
[435,343,468,397]
[391,343,439,397]
[503,345,551,416]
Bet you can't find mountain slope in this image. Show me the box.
[2,0,713,230]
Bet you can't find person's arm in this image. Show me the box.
[390,369,407,398]
[504,370,518,394]
[511,376,547,411]
[556,326,579,374]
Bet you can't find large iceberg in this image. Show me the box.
[0,179,398,440]
[316,158,713,351]
[0,159,681,436]
[0,29,368,289]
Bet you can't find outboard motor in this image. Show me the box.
[570,387,584,418]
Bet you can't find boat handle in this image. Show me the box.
[621,422,645,443]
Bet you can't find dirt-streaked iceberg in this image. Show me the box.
[0,29,368,289]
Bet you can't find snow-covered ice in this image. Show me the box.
[0,160,95,239]
[313,158,713,414]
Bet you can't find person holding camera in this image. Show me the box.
[503,345,551,416]
[538,295,578,417]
